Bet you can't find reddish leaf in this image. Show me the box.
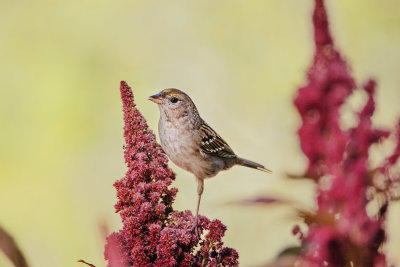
[0,226,29,267]
[78,260,96,267]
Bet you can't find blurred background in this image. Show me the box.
[1,0,400,266]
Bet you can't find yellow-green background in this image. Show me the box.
[1,0,400,266]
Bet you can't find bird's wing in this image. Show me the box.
[199,122,236,158]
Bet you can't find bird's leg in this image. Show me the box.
[195,178,204,225]
[192,178,204,238]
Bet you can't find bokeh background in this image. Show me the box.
[1,0,400,266]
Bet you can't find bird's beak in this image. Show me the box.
[149,92,163,104]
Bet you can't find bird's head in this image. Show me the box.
[149,88,198,120]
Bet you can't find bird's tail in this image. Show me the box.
[236,157,272,174]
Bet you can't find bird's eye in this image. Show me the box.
[170,97,178,103]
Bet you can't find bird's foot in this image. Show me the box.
[189,221,201,239]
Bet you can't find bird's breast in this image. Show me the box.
[159,119,208,176]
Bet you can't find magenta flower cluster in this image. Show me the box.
[104,81,238,267]
[292,0,400,266]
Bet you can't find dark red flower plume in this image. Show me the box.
[104,81,238,267]
[292,0,399,266]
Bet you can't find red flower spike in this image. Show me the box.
[293,0,400,266]
[104,81,238,266]
[380,120,400,174]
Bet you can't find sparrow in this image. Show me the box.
[149,88,271,235]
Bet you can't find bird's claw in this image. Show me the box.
[189,222,201,239]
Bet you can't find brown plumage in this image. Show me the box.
[149,88,271,236]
